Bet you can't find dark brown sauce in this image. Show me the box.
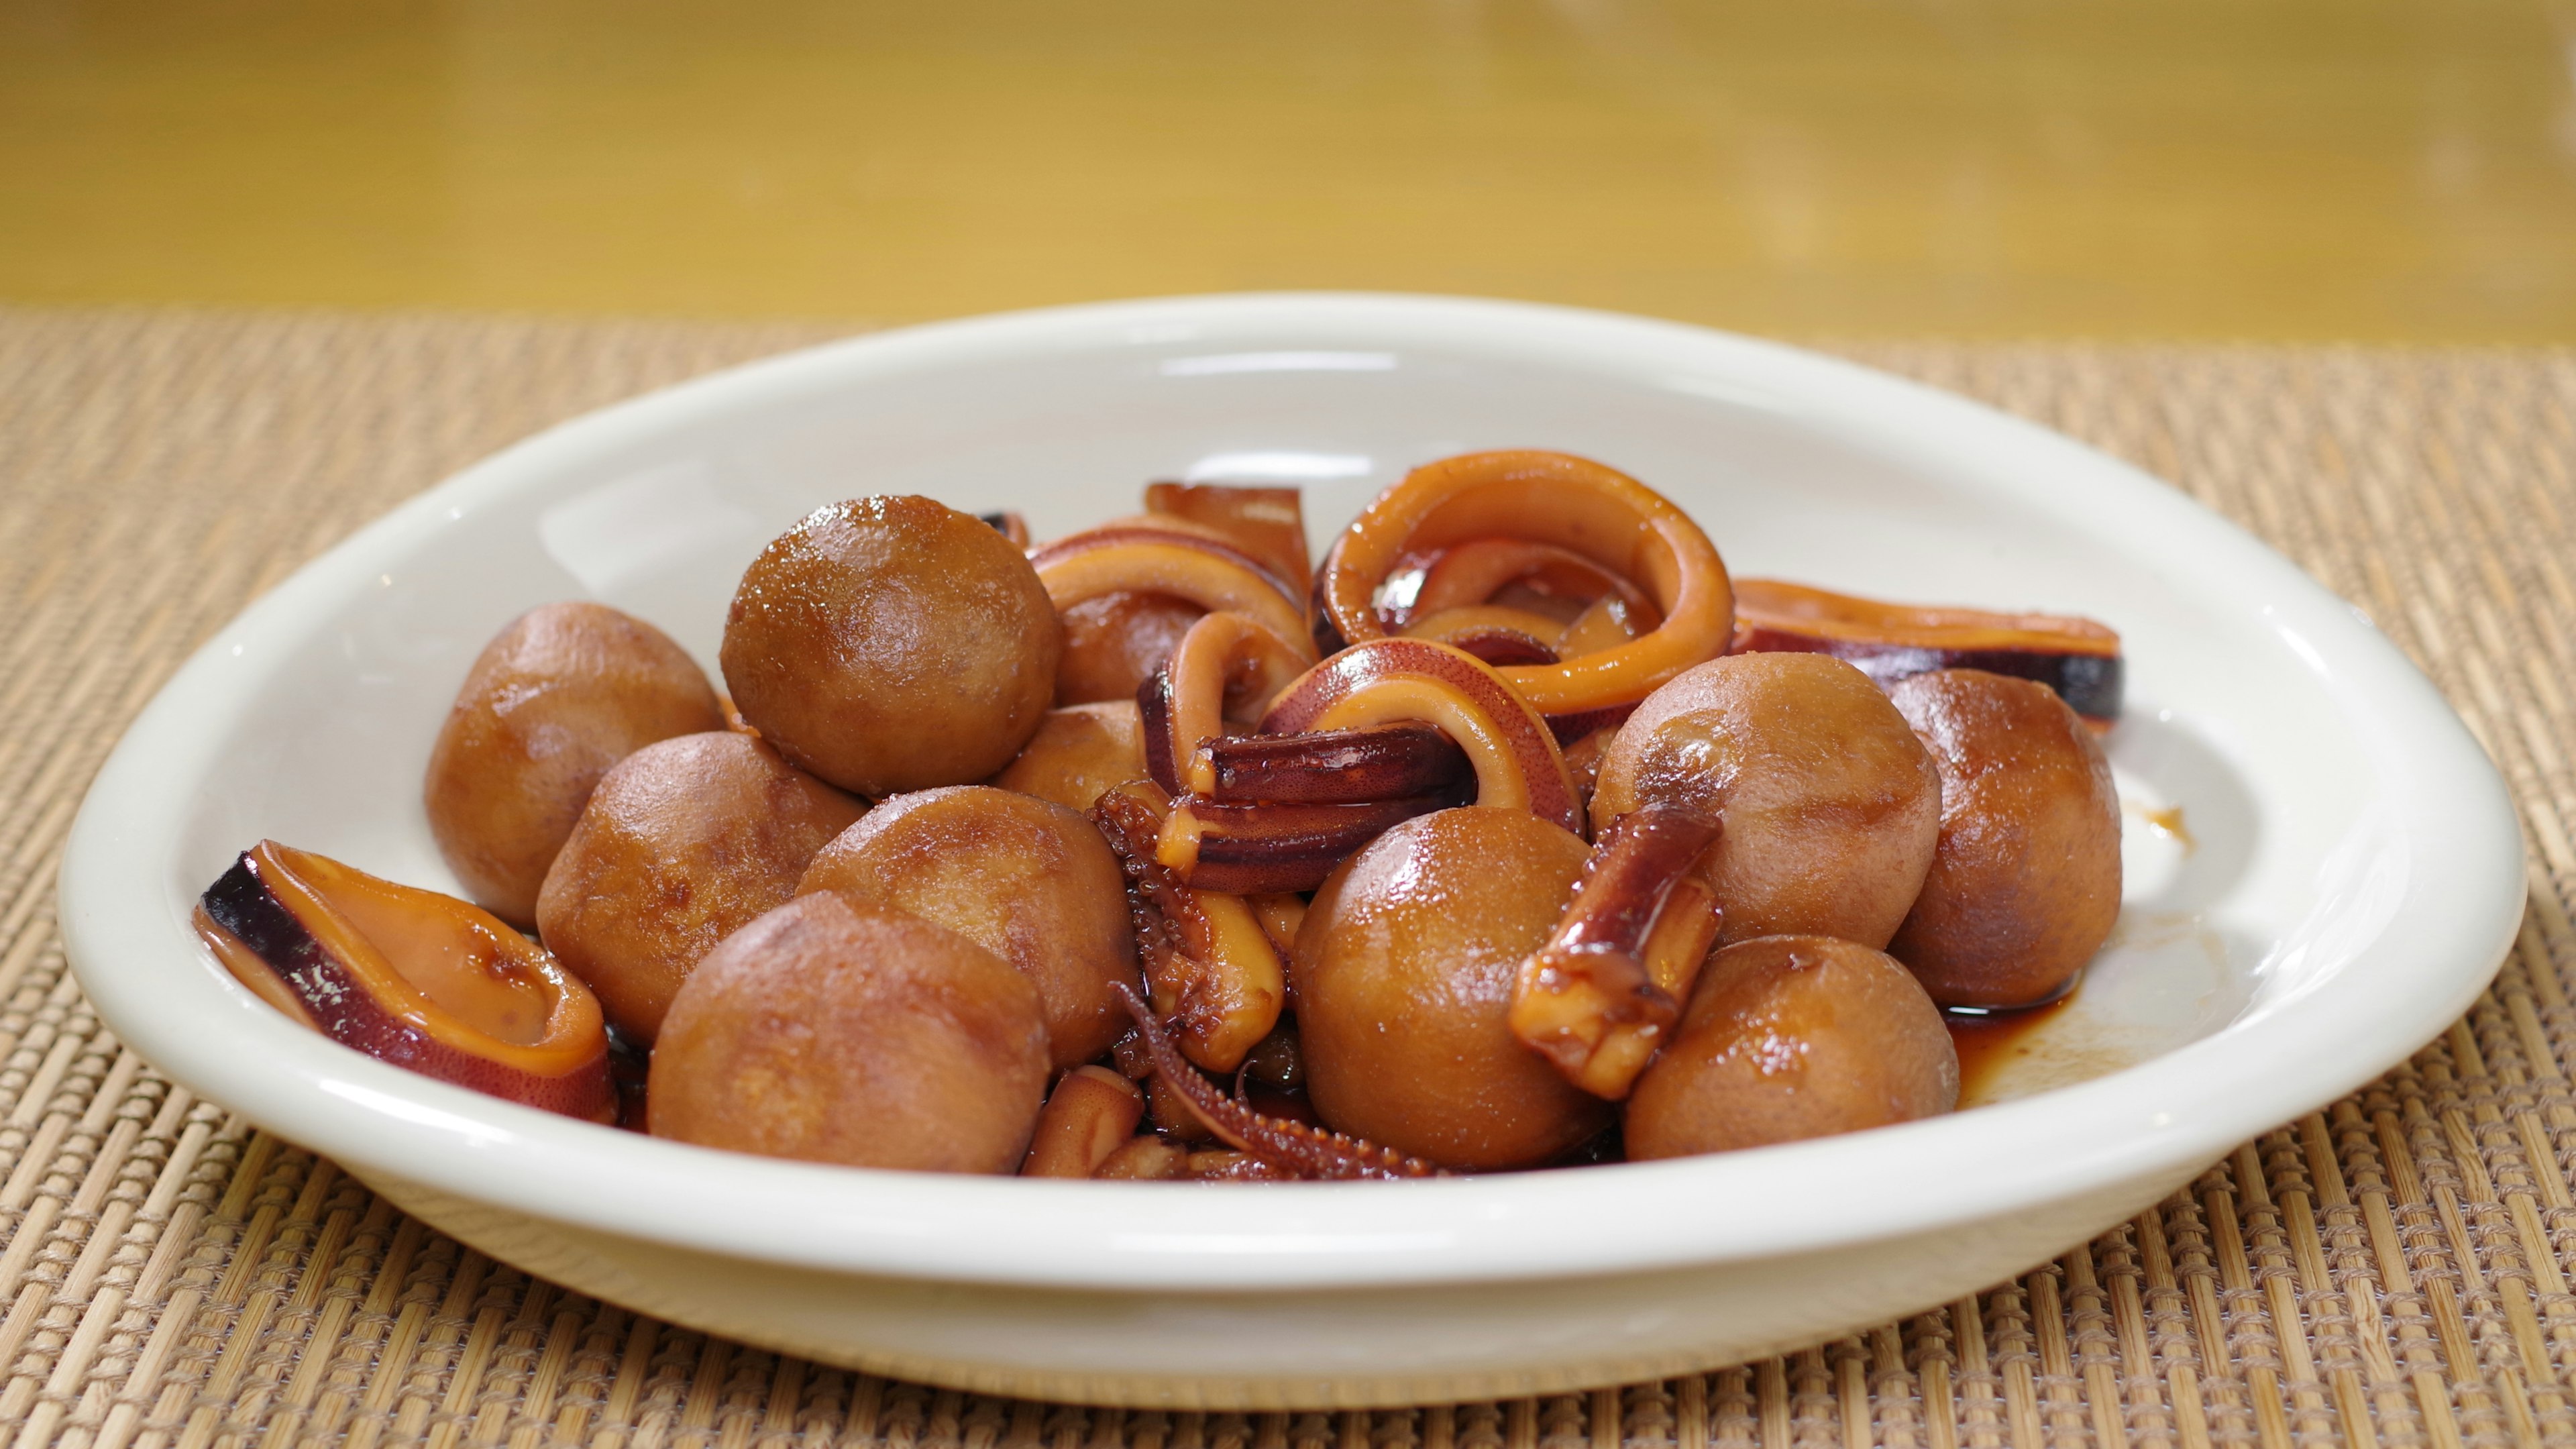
[1945,994,2075,1102]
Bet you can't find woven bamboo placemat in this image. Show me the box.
[1,308,2571,1449]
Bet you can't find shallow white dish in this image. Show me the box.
[62,294,2522,1408]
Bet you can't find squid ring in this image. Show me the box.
[1137,611,1318,794]
[1259,638,1585,837]
[1402,538,1662,632]
[1318,451,1733,714]
[1032,527,1309,647]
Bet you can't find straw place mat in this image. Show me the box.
[1,307,2572,1449]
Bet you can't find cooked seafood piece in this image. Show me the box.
[1730,578,2122,726]
[1317,449,1733,714]
[197,842,613,1122]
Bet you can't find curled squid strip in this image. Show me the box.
[977,511,1032,549]
[1136,610,1320,794]
[1509,806,1725,1100]
[1258,638,1585,837]
[1192,722,1469,804]
[1401,536,1658,631]
[1155,792,1456,895]
[1113,983,1444,1181]
[1318,450,1734,715]
[1091,782,1285,1071]
[1032,526,1309,648]
[1405,613,1566,669]
[1142,482,1312,598]
[1730,578,2123,727]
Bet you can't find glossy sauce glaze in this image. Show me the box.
[1943,996,2076,1104]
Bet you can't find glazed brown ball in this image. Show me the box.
[1625,935,1958,1159]
[649,893,1049,1173]
[720,496,1065,797]
[1591,653,1941,949]
[1293,808,1612,1170]
[1056,591,1203,706]
[796,785,1139,1069]
[424,602,723,925]
[536,731,865,1042]
[989,701,1148,813]
[1887,669,2123,1010]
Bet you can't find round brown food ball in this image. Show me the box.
[536,731,865,1042]
[1887,669,2122,1010]
[1625,934,1958,1159]
[1591,653,1940,949]
[796,785,1139,1069]
[720,496,1065,797]
[649,894,1049,1173]
[989,701,1148,814]
[1293,808,1612,1170]
[1056,591,1203,706]
[424,602,723,925]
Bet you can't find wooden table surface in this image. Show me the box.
[5,0,2575,341]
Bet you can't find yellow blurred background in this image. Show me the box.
[4,0,2574,339]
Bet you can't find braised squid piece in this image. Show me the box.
[1393,539,1664,664]
[1114,983,1442,1181]
[1256,638,1585,833]
[1507,805,1725,1100]
[1056,592,1205,708]
[796,786,1141,1069]
[1318,450,1734,716]
[536,731,865,1042]
[1142,482,1312,599]
[1091,781,1286,1072]
[1156,637,1582,896]
[197,843,613,1122]
[649,893,1051,1173]
[1731,578,2123,728]
[1020,1066,1148,1178]
[1887,669,2123,1010]
[1590,653,1941,950]
[1625,936,1958,1160]
[1047,484,1314,706]
[1035,522,1309,683]
[1295,809,1613,1171]
[425,602,724,925]
[1138,610,1316,793]
[722,495,1064,797]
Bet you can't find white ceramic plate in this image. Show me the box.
[62,295,2523,1409]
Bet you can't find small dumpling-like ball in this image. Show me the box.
[536,731,864,1042]
[425,602,722,925]
[1887,669,2122,1010]
[1293,808,1612,1171]
[1625,935,1957,1159]
[796,786,1139,1069]
[649,894,1049,1173]
[989,701,1148,814]
[720,496,1065,797]
[1591,653,1940,949]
